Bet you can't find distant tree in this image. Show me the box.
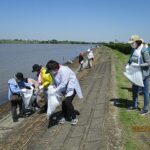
[50,39,58,44]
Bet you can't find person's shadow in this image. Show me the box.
[47,110,80,128]
[120,87,132,92]
[47,111,62,128]
[110,98,133,108]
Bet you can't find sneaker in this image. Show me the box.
[70,118,78,125]
[59,117,66,124]
[140,109,148,116]
[128,106,138,110]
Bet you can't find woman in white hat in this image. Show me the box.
[128,35,150,115]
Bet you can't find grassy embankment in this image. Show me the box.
[105,43,150,150]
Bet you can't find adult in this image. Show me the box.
[128,35,150,115]
[46,60,83,125]
[32,64,53,112]
[8,73,32,122]
[87,49,94,68]
[78,52,84,71]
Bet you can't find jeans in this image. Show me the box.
[132,77,149,110]
[80,63,83,71]
[88,59,93,68]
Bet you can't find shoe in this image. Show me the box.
[38,108,47,114]
[59,117,66,124]
[139,91,143,95]
[128,106,138,110]
[140,109,148,116]
[70,118,78,125]
[13,118,18,122]
[18,114,26,118]
[34,107,39,111]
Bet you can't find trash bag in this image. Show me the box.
[123,64,144,87]
[22,87,34,109]
[83,59,88,69]
[80,60,84,64]
[47,85,61,118]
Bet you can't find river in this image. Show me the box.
[0,44,94,105]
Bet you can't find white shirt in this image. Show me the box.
[87,51,94,59]
[133,44,143,64]
[55,65,83,98]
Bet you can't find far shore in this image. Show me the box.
[0,39,98,45]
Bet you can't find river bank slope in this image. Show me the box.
[0,46,122,150]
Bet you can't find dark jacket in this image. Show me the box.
[79,55,84,63]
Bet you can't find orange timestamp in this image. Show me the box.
[132,126,150,132]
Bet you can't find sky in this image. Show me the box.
[0,0,150,42]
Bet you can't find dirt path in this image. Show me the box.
[0,46,119,150]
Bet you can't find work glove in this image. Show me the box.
[21,88,27,93]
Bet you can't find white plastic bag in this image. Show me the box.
[22,87,34,109]
[83,59,88,69]
[80,60,84,64]
[47,85,61,118]
[123,64,144,87]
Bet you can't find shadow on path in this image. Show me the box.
[110,98,133,108]
[48,110,80,128]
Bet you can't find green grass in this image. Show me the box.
[111,49,150,150]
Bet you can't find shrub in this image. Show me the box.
[102,42,131,54]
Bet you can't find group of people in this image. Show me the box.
[78,48,94,71]
[126,35,150,115]
[8,59,83,125]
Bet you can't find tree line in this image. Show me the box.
[0,39,98,44]
[102,42,150,54]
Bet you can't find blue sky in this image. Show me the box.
[0,0,150,42]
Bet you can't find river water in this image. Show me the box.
[0,44,94,105]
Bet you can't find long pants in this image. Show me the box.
[132,77,149,110]
[62,90,76,120]
[11,100,23,120]
[88,59,93,68]
[80,63,83,71]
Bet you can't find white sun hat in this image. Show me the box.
[128,35,144,43]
